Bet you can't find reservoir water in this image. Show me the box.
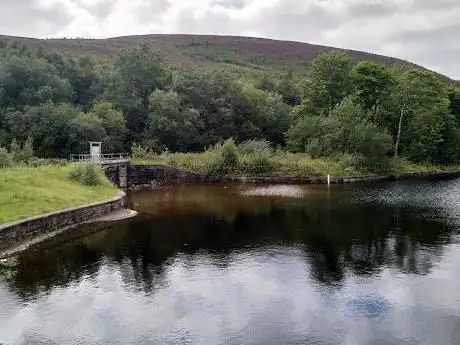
[1,179,460,344]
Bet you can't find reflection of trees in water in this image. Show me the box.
[6,200,456,298]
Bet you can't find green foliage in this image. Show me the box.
[299,52,353,116]
[0,138,36,167]
[0,42,458,170]
[351,61,394,117]
[449,88,460,122]
[238,139,272,154]
[22,136,34,162]
[287,98,393,171]
[87,101,126,152]
[145,90,200,152]
[27,158,68,167]
[240,151,277,175]
[205,139,240,177]
[68,162,111,186]
[0,147,12,168]
[131,143,155,160]
[68,112,107,154]
[9,139,22,162]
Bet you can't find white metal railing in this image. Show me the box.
[70,153,130,163]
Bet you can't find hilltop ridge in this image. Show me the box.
[0,34,445,78]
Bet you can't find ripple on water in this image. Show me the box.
[241,185,305,198]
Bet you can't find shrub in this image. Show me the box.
[238,139,272,155]
[0,147,12,168]
[21,136,34,162]
[204,138,239,177]
[240,152,277,175]
[131,143,154,160]
[9,139,22,163]
[69,162,111,186]
[335,153,367,172]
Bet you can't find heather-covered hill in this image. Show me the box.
[0,34,427,74]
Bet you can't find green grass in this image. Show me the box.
[0,165,118,224]
[132,151,372,177]
[132,151,460,178]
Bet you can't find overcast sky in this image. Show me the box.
[1,0,459,79]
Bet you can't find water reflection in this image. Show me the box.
[1,180,460,344]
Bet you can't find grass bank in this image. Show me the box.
[132,145,458,178]
[0,165,118,224]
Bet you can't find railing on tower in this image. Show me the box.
[69,153,130,164]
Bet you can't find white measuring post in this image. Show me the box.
[327,174,331,187]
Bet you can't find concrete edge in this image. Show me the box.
[0,190,136,260]
[0,190,125,231]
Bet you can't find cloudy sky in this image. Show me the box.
[1,0,459,78]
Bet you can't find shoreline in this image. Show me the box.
[126,165,460,189]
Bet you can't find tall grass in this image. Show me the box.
[68,162,113,186]
[132,139,372,177]
[132,139,460,177]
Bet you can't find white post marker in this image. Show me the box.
[327,174,331,187]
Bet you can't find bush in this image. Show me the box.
[28,158,68,167]
[21,136,34,162]
[239,140,278,175]
[9,139,22,163]
[204,138,239,177]
[131,143,152,160]
[287,99,393,170]
[238,139,272,155]
[0,147,12,168]
[335,153,368,172]
[240,152,277,175]
[68,162,111,186]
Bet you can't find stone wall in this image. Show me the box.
[128,165,211,188]
[0,192,126,256]
[124,164,460,188]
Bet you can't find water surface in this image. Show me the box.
[1,180,460,344]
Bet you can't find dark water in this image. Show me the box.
[1,180,460,345]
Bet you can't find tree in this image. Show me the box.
[173,71,243,148]
[5,103,80,158]
[0,54,72,108]
[105,44,172,143]
[300,52,353,116]
[449,88,460,122]
[351,61,394,118]
[287,98,392,168]
[144,90,201,152]
[391,69,449,161]
[88,101,126,152]
[68,113,108,154]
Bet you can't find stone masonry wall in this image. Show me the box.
[106,165,460,189]
[0,192,126,254]
[125,164,460,189]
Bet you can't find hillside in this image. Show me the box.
[0,34,428,75]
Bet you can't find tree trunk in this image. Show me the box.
[394,104,406,158]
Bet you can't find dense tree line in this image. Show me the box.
[0,40,459,166]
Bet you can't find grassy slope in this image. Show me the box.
[133,152,370,177]
[0,165,118,224]
[133,153,459,177]
[0,34,438,77]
